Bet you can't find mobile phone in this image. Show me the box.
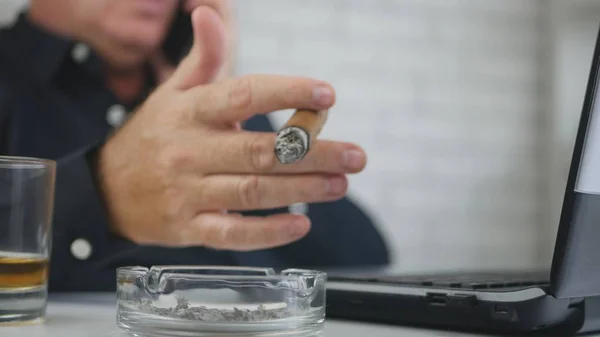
[162,4,193,65]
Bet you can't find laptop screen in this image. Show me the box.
[550,24,600,298]
[575,85,600,193]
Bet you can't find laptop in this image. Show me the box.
[325,25,600,335]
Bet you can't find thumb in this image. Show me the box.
[168,6,227,90]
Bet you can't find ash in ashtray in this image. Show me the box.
[132,297,299,322]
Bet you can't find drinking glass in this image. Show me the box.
[0,156,55,324]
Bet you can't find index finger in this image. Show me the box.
[186,74,336,124]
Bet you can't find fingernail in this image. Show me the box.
[313,85,334,106]
[288,219,308,238]
[326,176,347,195]
[343,149,365,170]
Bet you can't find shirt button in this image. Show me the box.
[106,104,127,127]
[288,203,308,215]
[71,43,90,63]
[70,238,92,260]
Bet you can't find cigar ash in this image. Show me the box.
[274,126,310,164]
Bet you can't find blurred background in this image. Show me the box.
[2,0,599,273]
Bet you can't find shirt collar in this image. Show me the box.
[1,12,74,84]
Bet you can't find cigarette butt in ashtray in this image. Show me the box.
[274,109,328,164]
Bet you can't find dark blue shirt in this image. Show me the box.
[0,13,390,291]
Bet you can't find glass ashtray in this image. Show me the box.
[116,266,327,337]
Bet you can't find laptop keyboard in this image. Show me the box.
[330,272,550,290]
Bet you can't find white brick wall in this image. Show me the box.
[234,0,549,272]
[0,0,26,25]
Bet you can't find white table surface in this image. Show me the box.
[0,293,591,337]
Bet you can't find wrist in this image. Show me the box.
[92,135,127,236]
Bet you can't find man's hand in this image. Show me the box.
[97,7,367,251]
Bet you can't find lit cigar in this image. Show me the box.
[274,109,328,164]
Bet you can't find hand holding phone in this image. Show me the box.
[155,0,232,83]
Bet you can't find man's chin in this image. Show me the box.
[99,27,170,71]
[108,28,166,55]
[103,44,155,73]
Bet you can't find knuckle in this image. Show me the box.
[237,176,262,208]
[220,222,243,245]
[228,76,253,110]
[282,81,303,104]
[247,136,275,172]
[162,188,187,222]
[192,216,222,248]
[169,221,193,246]
[261,224,281,245]
[173,99,195,124]
[157,143,194,172]
[298,182,316,200]
[311,150,329,170]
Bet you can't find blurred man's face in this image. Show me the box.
[75,0,179,63]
